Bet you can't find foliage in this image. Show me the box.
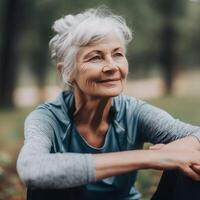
[1,0,200,108]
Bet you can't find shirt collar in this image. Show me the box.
[59,91,125,141]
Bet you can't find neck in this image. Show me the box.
[73,88,112,130]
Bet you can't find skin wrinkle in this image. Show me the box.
[70,33,128,148]
[16,11,200,194]
[17,97,200,189]
[74,99,110,128]
[73,33,128,97]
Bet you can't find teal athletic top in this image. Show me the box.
[16,91,200,200]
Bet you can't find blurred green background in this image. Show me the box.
[0,0,200,199]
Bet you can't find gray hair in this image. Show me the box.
[49,7,132,88]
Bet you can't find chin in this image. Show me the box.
[94,88,123,97]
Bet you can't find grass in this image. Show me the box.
[149,96,200,125]
[0,107,32,200]
[0,96,199,200]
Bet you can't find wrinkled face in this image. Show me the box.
[71,33,129,97]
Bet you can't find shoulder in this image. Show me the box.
[25,90,73,129]
[113,94,146,107]
[112,94,147,120]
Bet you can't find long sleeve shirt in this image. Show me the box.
[16,91,200,200]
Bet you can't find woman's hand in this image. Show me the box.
[149,136,200,181]
[94,136,200,182]
[149,143,165,150]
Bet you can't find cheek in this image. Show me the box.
[120,63,129,79]
[75,64,101,85]
[124,65,129,77]
[115,58,129,77]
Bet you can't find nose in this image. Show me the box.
[102,57,118,73]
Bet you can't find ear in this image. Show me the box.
[56,62,64,75]
[56,62,76,85]
[69,70,76,84]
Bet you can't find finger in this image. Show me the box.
[149,144,165,150]
[182,166,200,181]
[191,164,200,175]
[192,164,200,169]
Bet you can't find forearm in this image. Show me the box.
[17,145,95,189]
[17,141,95,189]
[94,136,200,181]
[94,150,156,181]
[162,135,200,151]
[139,103,200,144]
[149,136,200,181]
[18,115,96,189]
[182,135,200,149]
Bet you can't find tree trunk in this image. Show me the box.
[150,0,186,95]
[160,23,177,94]
[0,0,23,108]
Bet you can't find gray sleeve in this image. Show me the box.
[138,103,200,144]
[16,113,96,189]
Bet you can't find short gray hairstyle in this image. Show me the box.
[49,7,132,88]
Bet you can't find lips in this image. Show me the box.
[98,78,120,83]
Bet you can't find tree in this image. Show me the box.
[0,0,24,108]
[150,0,187,94]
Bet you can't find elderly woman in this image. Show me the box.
[17,7,200,200]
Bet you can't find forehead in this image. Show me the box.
[77,33,125,58]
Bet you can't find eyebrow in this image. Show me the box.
[113,47,124,52]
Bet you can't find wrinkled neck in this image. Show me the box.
[73,87,112,129]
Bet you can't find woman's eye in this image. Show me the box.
[114,53,123,57]
[89,56,102,61]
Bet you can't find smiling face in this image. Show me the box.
[71,33,129,98]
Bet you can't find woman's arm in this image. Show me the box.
[94,136,200,181]
[17,109,200,190]
[150,136,200,178]
[136,103,200,180]
[138,103,200,144]
[17,113,95,189]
